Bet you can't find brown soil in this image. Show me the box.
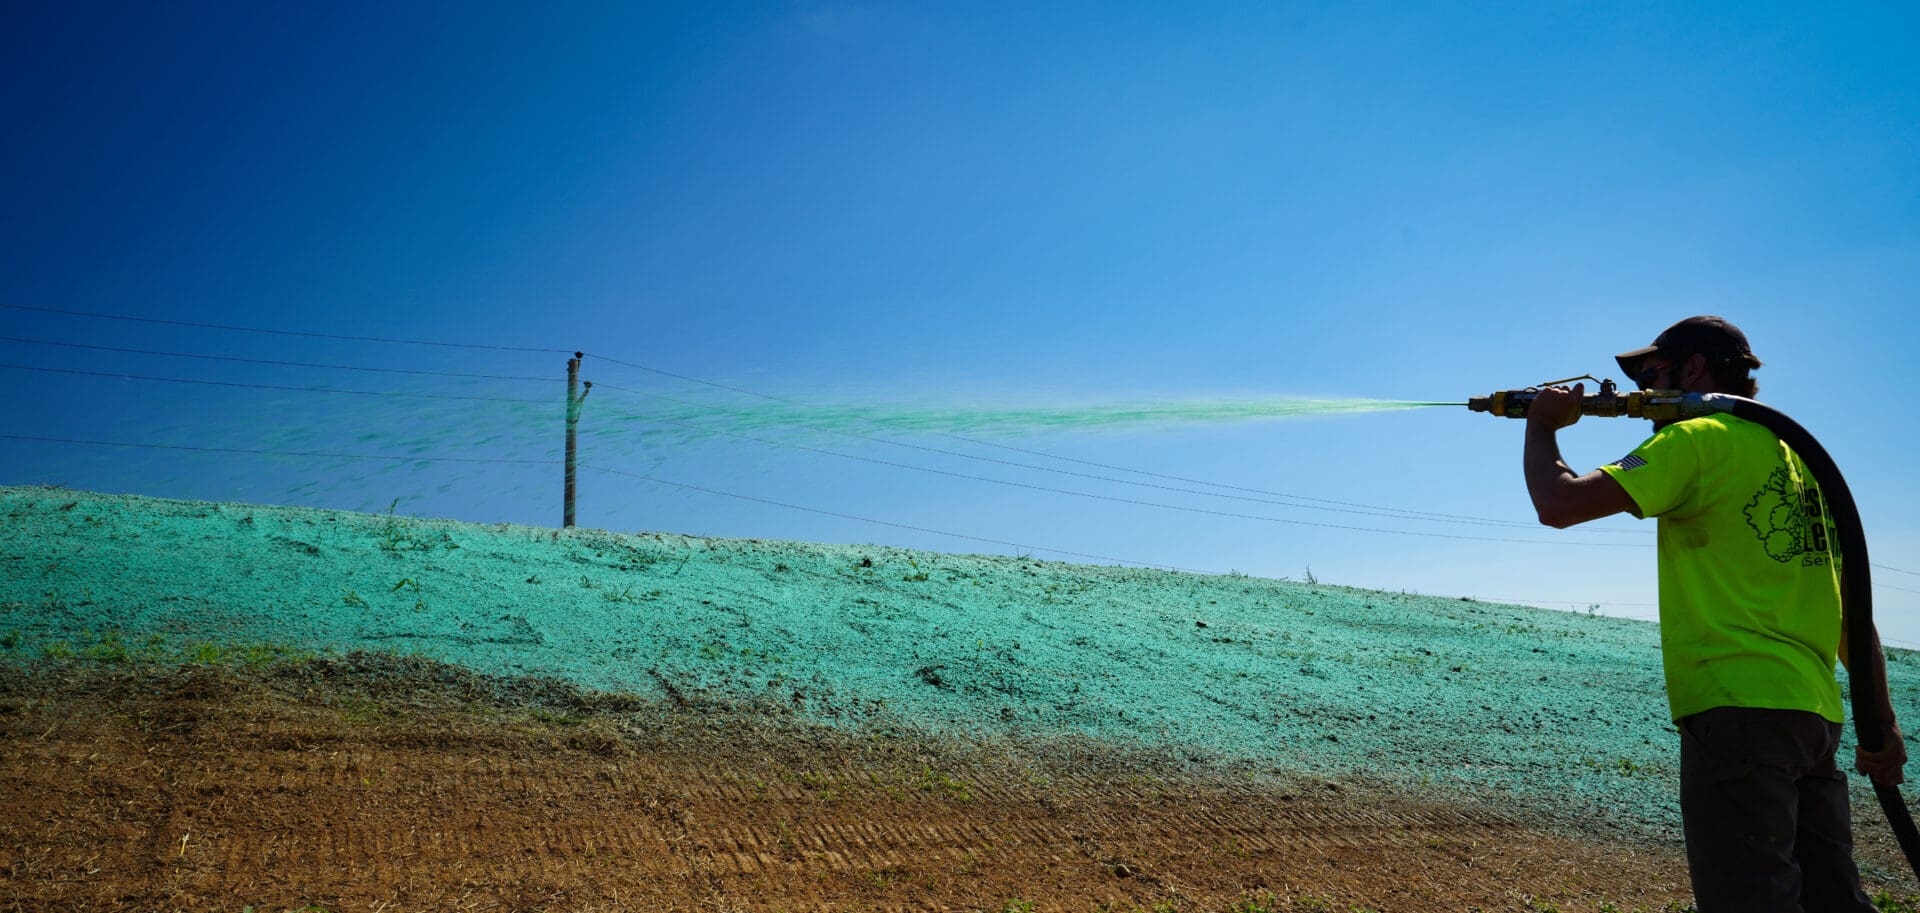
[0,655,1705,912]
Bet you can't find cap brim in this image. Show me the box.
[1615,345,1660,381]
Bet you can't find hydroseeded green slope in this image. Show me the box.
[4,485,1913,840]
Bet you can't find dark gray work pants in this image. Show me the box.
[1679,706,1876,913]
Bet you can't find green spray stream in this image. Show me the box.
[581,389,1467,439]
[49,375,1466,530]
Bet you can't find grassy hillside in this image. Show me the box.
[5,485,1914,846]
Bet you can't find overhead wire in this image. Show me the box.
[0,306,1620,533]
[583,352,1558,527]
[0,363,551,403]
[0,433,560,465]
[589,381,1627,534]
[2,305,1608,534]
[586,391,1646,548]
[0,431,1208,572]
[579,463,1207,573]
[9,303,1909,580]
[0,334,553,382]
[0,302,571,353]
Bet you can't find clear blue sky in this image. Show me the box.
[5,3,1917,639]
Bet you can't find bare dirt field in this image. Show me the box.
[0,655,1702,913]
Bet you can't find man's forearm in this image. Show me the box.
[1843,625,1900,726]
[1524,423,1577,526]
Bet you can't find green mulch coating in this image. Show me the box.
[5,484,1915,847]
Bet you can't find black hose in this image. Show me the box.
[1719,396,1920,881]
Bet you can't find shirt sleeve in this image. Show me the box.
[1597,423,1699,519]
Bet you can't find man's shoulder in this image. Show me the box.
[1653,414,1772,451]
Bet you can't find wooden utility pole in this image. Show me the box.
[564,352,591,528]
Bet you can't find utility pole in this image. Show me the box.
[564,352,591,528]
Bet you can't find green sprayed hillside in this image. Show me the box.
[4,485,1914,842]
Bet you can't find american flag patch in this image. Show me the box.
[1612,455,1648,471]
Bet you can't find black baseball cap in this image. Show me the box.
[1616,315,1760,382]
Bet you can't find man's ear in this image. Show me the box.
[1683,352,1710,390]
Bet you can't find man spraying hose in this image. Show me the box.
[1519,315,1906,912]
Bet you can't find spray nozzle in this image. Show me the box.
[1467,377,1729,421]
[1468,376,1617,418]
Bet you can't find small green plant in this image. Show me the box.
[915,765,972,802]
[80,631,134,664]
[1,629,21,651]
[1002,900,1035,913]
[1874,893,1920,913]
[377,498,409,552]
[341,588,368,609]
[336,695,391,723]
[1304,565,1318,585]
[42,640,74,659]
[529,707,583,727]
[1227,891,1278,913]
[604,585,641,604]
[390,577,426,612]
[903,559,929,582]
[179,640,312,668]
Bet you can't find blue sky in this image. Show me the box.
[5,3,1917,639]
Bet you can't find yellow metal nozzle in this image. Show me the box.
[1467,380,1699,421]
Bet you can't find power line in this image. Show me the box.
[589,381,1632,535]
[0,335,555,382]
[0,433,559,465]
[587,395,1647,549]
[1877,564,1920,578]
[0,307,1641,531]
[589,383,1556,529]
[0,302,570,354]
[584,351,1552,524]
[580,463,1208,573]
[5,305,1901,562]
[0,363,551,403]
[0,430,1210,570]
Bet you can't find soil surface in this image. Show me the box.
[0,656,1707,913]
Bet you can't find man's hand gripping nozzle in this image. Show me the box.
[1466,376,1726,422]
